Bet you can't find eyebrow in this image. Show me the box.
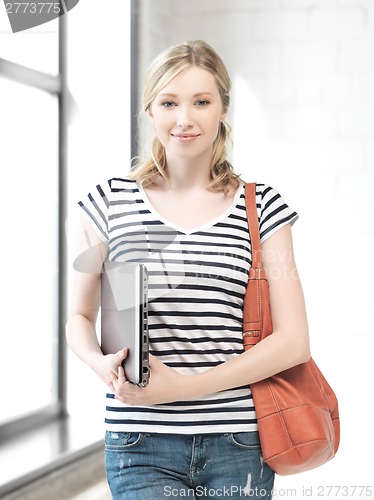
[157,92,215,98]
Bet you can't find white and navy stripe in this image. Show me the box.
[78,177,298,434]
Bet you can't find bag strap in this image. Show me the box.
[245,183,262,269]
[243,182,272,350]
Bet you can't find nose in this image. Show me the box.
[176,106,193,129]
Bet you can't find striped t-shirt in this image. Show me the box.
[78,177,298,434]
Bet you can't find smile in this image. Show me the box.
[172,134,200,142]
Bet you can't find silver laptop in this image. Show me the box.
[100,261,149,387]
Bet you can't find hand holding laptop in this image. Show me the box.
[100,261,150,387]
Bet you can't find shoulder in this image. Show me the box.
[247,182,293,207]
[253,182,277,199]
[106,176,138,192]
[86,176,139,201]
[246,182,299,243]
[78,175,139,212]
[242,181,278,206]
[76,176,140,243]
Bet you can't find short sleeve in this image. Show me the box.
[257,183,298,243]
[77,179,112,244]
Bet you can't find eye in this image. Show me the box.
[195,99,210,107]
[161,101,176,108]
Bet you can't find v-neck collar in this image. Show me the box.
[136,181,244,236]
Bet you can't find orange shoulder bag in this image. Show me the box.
[243,182,340,475]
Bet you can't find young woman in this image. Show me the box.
[66,40,310,499]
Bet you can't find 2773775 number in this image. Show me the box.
[5,3,62,14]
[317,485,373,497]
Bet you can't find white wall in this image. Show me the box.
[138,0,374,497]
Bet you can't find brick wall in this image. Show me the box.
[138,1,373,490]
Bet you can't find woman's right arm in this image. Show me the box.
[65,214,127,389]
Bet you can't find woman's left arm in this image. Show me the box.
[113,223,311,405]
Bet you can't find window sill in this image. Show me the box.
[0,413,106,498]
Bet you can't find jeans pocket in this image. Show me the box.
[229,431,262,450]
[104,431,143,451]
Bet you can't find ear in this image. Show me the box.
[146,106,154,123]
[220,106,228,122]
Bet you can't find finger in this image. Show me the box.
[118,364,126,384]
[118,347,128,361]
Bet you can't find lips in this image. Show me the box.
[172,134,200,142]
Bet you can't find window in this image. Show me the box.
[0,16,63,436]
[0,0,133,446]
[0,79,59,424]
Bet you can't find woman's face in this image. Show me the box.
[148,66,228,165]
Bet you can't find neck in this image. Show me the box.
[163,150,213,192]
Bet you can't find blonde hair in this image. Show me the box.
[129,40,242,193]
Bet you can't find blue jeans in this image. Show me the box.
[104,431,275,499]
